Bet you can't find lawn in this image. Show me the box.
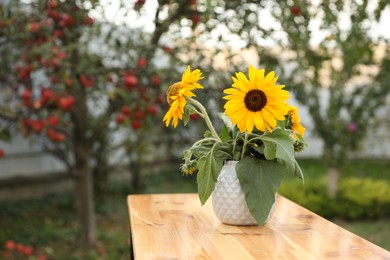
[0,159,389,259]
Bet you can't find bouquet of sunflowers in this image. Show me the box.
[163,65,306,225]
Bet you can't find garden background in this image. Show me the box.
[0,0,389,259]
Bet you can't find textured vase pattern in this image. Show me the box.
[212,161,275,226]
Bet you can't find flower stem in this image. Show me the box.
[241,132,248,160]
[189,98,221,142]
[192,137,218,147]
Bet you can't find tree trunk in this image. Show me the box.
[74,144,96,250]
[327,166,340,198]
[130,159,141,191]
[71,84,96,250]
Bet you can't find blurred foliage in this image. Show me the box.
[280,177,390,219]
[271,0,390,167]
[279,158,390,220]
[0,182,133,259]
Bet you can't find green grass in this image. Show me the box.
[0,183,133,259]
[285,158,390,181]
[142,167,197,194]
[0,159,388,259]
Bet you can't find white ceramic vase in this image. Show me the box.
[212,160,275,226]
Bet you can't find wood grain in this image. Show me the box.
[128,194,390,260]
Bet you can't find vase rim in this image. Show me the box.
[225,160,238,166]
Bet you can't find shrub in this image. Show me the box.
[279,177,390,220]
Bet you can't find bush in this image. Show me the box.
[279,177,390,220]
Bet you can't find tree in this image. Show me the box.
[271,0,390,196]
[0,0,163,250]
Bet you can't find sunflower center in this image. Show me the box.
[244,89,267,112]
[166,82,181,105]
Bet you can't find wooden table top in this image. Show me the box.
[128,193,390,260]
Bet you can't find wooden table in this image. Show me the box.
[128,193,390,260]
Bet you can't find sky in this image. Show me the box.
[90,0,390,48]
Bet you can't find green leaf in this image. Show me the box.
[183,107,190,126]
[183,104,198,126]
[192,145,212,158]
[236,157,284,225]
[204,130,212,138]
[294,160,305,181]
[219,125,231,142]
[196,143,224,205]
[183,149,193,162]
[260,128,295,173]
[262,140,277,160]
[38,0,46,12]
[0,129,12,142]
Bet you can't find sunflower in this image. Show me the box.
[223,66,290,133]
[163,66,204,127]
[289,106,306,139]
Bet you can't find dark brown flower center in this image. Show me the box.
[166,82,181,105]
[244,89,267,112]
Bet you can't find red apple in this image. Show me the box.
[48,0,58,9]
[59,95,75,111]
[47,128,56,140]
[190,113,200,121]
[137,57,147,68]
[54,132,65,142]
[133,109,145,120]
[29,22,41,33]
[18,68,30,80]
[59,13,76,27]
[116,114,125,124]
[191,13,200,25]
[0,20,6,30]
[51,57,60,67]
[124,75,138,89]
[38,255,47,260]
[146,105,158,116]
[22,246,33,256]
[15,243,24,252]
[21,89,32,102]
[80,75,94,88]
[57,51,66,59]
[0,149,4,158]
[134,0,146,10]
[46,10,61,21]
[48,115,59,127]
[4,240,15,250]
[33,119,47,133]
[53,29,64,38]
[65,78,73,87]
[83,16,94,25]
[121,106,131,115]
[131,120,142,130]
[290,5,301,15]
[154,95,165,105]
[43,19,53,28]
[152,75,161,86]
[163,46,173,53]
[41,88,53,103]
